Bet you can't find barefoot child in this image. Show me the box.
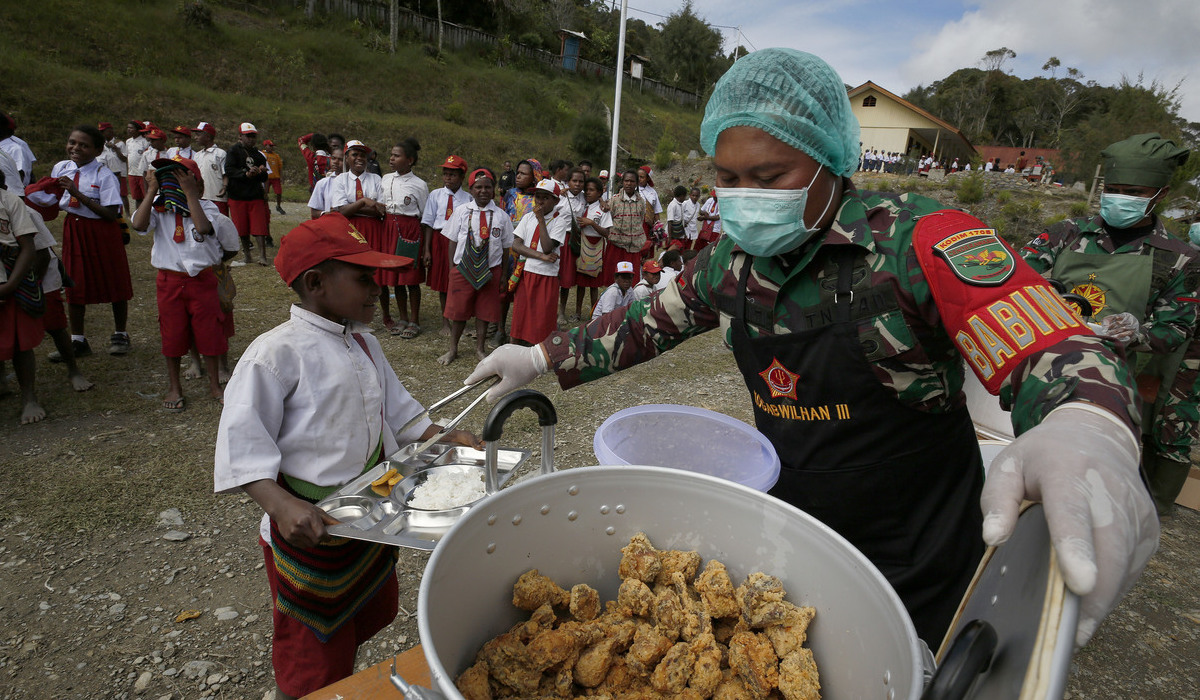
[214,213,482,699]
[510,179,569,346]
[0,182,47,424]
[421,155,470,333]
[27,199,92,393]
[379,138,428,339]
[439,168,513,365]
[497,158,541,346]
[132,157,240,410]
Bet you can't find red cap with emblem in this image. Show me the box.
[275,213,414,285]
[441,155,468,171]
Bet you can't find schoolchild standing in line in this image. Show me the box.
[421,155,470,334]
[379,138,428,339]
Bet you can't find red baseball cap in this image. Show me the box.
[441,155,468,171]
[642,260,663,273]
[275,213,414,285]
[239,122,258,135]
[145,127,167,141]
[191,121,216,136]
[139,121,157,133]
[467,168,495,187]
[262,139,275,147]
[152,156,203,184]
[170,125,191,137]
[97,122,113,131]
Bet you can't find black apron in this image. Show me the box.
[729,248,985,644]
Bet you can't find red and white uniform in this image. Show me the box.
[422,186,470,293]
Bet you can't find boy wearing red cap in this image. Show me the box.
[214,213,481,699]
[190,122,228,215]
[167,126,195,160]
[124,121,150,209]
[421,155,470,331]
[131,156,240,411]
[439,168,513,365]
[631,258,663,302]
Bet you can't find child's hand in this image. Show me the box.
[178,173,199,198]
[373,202,387,218]
[541,251,559,264]
[272,497,339,549]
[446,429,484,450]
[578,216,593,228]
[57,175,79,195]
[143,170,159,193]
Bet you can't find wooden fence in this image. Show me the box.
[301,0,699,108]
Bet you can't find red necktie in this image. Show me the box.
[479,210,489,240]
[68,170,80,208]
[445,193,454,220]
[355,177,363,201]
[173,212,185,243]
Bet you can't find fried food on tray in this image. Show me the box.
[512,569,570,611]
[457,532,822,699]
[369,467,400,497]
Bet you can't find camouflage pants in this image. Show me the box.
[1148,337,1200,464]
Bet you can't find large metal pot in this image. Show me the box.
[417,463,926,700]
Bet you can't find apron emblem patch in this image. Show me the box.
[759,358,799,400]
[1069,273,1107,316]
[932,228,1015,286]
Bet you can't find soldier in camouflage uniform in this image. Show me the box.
[1020,133,1196,516]
[468,49,1157,648]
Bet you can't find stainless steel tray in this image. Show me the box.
[316,443,531,551]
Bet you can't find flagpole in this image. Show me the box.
[608,0,629,191]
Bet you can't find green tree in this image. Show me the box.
[651,1,723,93]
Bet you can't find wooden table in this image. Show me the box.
[302,644,432,699]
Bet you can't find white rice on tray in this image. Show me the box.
[408,469,486,510]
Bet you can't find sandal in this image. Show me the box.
[399,323,421,340]
[163,396,186,413]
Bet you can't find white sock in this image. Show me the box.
[71,334,86,343]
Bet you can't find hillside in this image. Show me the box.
[1,0,702,197]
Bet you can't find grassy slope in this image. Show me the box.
[2,0,701,196]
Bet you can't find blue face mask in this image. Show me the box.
[1189,223,1200,248]
[716,165,834,257]
[1099,190,1158,229]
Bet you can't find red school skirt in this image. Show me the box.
[349,214,388,282]
[381,214,423,286]
[427,230,450,293]
[557,241,577,288]
[0,296,44,361]
[511,271,559,345]
[61,214,133,305]
[600,243,641,287]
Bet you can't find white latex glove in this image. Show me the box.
[464,343,549,402]
[1099,312,1140,344]
[980,403,1159,648]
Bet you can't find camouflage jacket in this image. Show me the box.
[543,187,1140,436]
[1020,215,1200,356]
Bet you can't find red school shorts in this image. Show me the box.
[128,175,146,201]
[0,297,45,361]
[42,289,68,332]
[155,268,228,357]
[268,178,282,195]
[227,198,269,237]
[118,176,128,198]
[259,537,399,698]
[445,265,501,323]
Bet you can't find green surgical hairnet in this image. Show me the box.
[700,49,861,178]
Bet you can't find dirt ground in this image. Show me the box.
[2,175,1198,700]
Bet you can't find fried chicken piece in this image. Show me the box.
[620,532,662,584]
[527,622,591,671]
[546,649,583,698]
[626,623,674,675]
[571,583,602,621]
[509,602,559,643]
[574,622,637,688]
[655,548,703,586]
[478,631,541,695]
[513,569,570,611]
[455,660,493,700]
[712,669,757,700]
[713,617,740,645]
[618,577,656,617]
[688,632,724,698]
[728,630,779,698]
[653,586,686,638]
[738,572,795,629]
[650,640,697,694]
[763,604,815,658]
[673,571,711,642]
[595,656,636,695]
[777,648,821,700]
[695,560,741,619]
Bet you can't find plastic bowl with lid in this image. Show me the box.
[592,403,781,492]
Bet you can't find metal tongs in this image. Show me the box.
[399,376,500,455]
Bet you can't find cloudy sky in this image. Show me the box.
[622,0,1200,124]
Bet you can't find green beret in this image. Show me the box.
[1101,133,1189,188]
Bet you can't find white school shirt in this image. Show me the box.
[125,135,150,176]
[146,200,241,276]
[666,198,683,226]
[681,199,699,240]
[49,160,122,218]
[630,278,658,302]
[139,147,171,175]
[28,206,63,292]
[444,200,514,267]
[514,209,569,277]
[0,136,35,185]
[581,200,612,239]
[656,266,679,291]
[167,145,196,161]
[214,305,433,543]
[380,171,429,217]
[192,146,227,203]
[307,173,336,214]
[0,189,36,249]
[639,184,663,214]
[0,149,20,194]
[700,197,721,234]
[100,141,127,177]
[329,171,383,209]
[591,283,635,320]
[420,186,471,232]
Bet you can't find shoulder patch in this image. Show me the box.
[930,225,1015,286]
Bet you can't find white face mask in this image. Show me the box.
[716,165,835,257]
